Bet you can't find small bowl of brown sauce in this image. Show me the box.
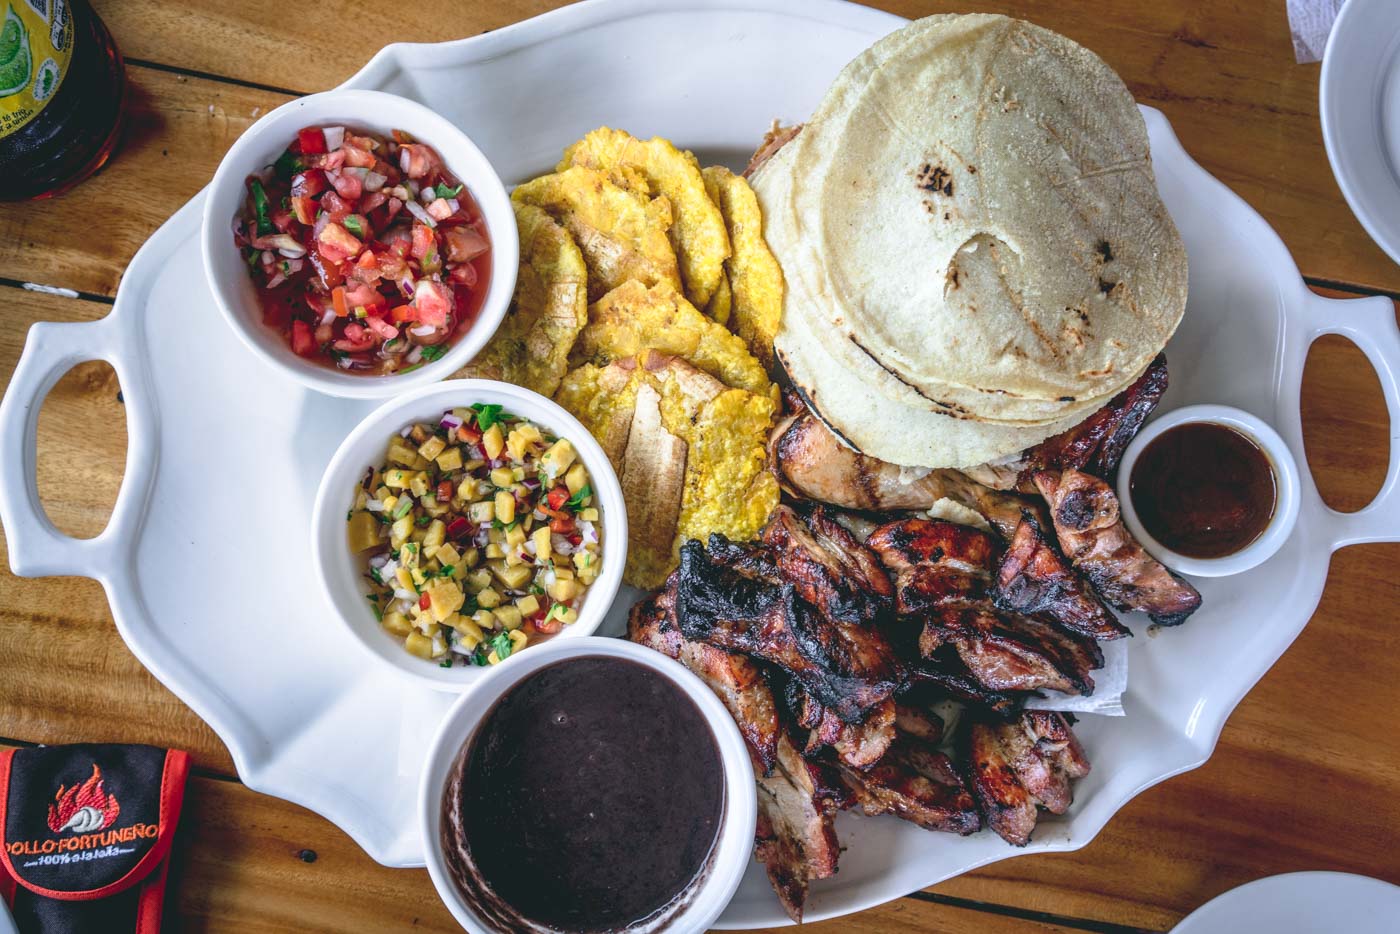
[418,636,757,933]
[1117,404,1301,578]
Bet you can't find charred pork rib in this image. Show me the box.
[966,711,1091,846]
[754,735,844,923]
[836,735,981,835]
[788,682,896,770]
[995,513,1130,640]
[627,589,781,772]
[761,504,893,625]
[1034,469,1203,626]
[675,537,903,722]
[962,355,1169,492]
[868,518,1102,695]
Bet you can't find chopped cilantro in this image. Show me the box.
[346,509,353,521]
[376,513,392,525]
[472,647,490,666]
[441,565,455,576]
[566,484,592,510]
[435,182,464,199]
[491,631,513,661]
[462,594,479,616]
[415,515,432,527]
[529,583,545,596]
[343,215,365,238]
[439,656,453,668]
[399,364,423,374]
[249,179,274,236]
[272,148,304,180]
[471,403,504,430]
[420,344,448,362]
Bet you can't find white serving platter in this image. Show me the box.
[3,0,1400,927]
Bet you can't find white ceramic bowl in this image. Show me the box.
[1116,404,1301,578]
[201,89,518,399]
[418,636,758,934]
[310,379,627,690]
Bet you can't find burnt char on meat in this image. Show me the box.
[627,588,781,772]
[761,504,894,625]
[836,735,981,835]
[966,711,1091,846]
[868,518,1102,696]
[788,682,896,770]
[995,513,1130,640]
[962,355,1169,492]
[753,735,845,923]
[675,537,903,722]
[1034,468,1203,626]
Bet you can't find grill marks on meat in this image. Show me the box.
[836,736,981,835]
[627,589,781,772]
[1035,469,1203,626]
[961,355,1170,493]
[789,683,896,770]
[966,711,1091,846]
[995,513,1130,640]
[676,538,903,722]
[868,518,1102,695]
[753,735,843,923]
[762,504,893,624]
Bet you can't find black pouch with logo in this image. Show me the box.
[0,744,190,934]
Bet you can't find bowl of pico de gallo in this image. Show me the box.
[201,89,518,398]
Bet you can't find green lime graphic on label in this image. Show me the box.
[0,6,32,99]
[33,55,55,99]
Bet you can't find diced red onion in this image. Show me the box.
[523,540,537,556]
[552,534,575,557]
[404,200,437,228]
[393,587,416,602]
[398,276,416,298]
[369,552,389,568]
[319,308,336,327]
[473,528,491,547]
[265,272,286,289]
[447,198,460,215]
[400,426,413,438]
[580,521,599,545]
[406,345,424,364]
[366,499,385,513]
[523,478,541,491]
[410,324,437,337]
[261,250,274,264]
[323,126,346,151]
[364,171,387,192]
[440,413,463,431]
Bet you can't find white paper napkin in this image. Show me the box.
[1025,636,1128,716]
[1287,0,1345,64]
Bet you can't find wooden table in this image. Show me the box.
[1,1,1397,930]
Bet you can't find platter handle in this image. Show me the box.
[1303,291,1400,549]
[0,314,156,580]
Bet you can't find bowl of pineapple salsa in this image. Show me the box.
[312,380,626,688]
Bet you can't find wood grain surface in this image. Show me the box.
[1,2,1398,932]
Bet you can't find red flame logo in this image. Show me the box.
[46,764,121,834]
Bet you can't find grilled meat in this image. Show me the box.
[904,655,1024,715]
[966,711,1091,846]
[753,735,844,923]
[769,402,1041,539]
[869,518,1102,695]
[836,736,981,835]
[675,537,903,721]
[995,513,1129,640]
[788,683,896,770]
[762,504,893,625]
[1034,468,1203,626]
[962,355,1169,492]
[894,704,946,745]
[745,122,803,177]
[627,589,781,772]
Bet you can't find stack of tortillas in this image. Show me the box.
[750,13,1188,469]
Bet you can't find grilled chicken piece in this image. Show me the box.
[754,735,843,923]
[628,589,781,772]
[995,514,1129,640]
[962,355,1169,492]
[837,737,981,835]
[745,122,803,177]
[789,684,896,770]
[869,518,1102,695]
[894,704,946,745]
[769,403,1039,538]
[966,711,1091,846]
[761,504,894,624]
[904,656,1024,716]
[675,537,904,721]
[1034,469,1203,626]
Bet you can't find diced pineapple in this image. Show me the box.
[493,562,533,590]
[404,632,434,659]
[516,594,541,618]
[495,491,516,525]
[505,426,535,462]
[452,615,485,647]
[382,611,413,636]
[508,629,528,652]
[418,436,447,461]
[548,577,578,602]
[434,542,461,570]
[496,605,523,631]
[540,439,576,478]
[459,546,481,570]
[505,524,526,549]
[489,467,515,488]
[457,477,482,501]
[423,519,446,557]
[553,567,574,581]
[395,567,415,591]
[564,463,589,495]
[435,447,463,472]
[487,650,501,665]
[425,579,466,622]
[579,508,599,523]
[466,569,492,592]
[477,587,502,609]
[559,605,579,625]
[400,542,420,569]
[468,500,495,524]
[488,526,504,544]
[410,568,426,587]
[482,423,505,460]
[485,543,505,560]
[387,437,419,467]
[390,515,413,548]
[577,562,599,586]
[532,526,552,561]
[409,471,431,498]
[347,512,381,553]
[383,469,412,490]
[504,549,524,568]
[471,609,496,631]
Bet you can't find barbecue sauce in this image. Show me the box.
[440,656,724,932]
[1129,422,1276,559]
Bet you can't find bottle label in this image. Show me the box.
[0,0,72,138]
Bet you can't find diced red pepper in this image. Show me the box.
[457,425,482,444]
[446,517,471,540]
[331,286,349,318]
[436,481,453,502]
[531,616,563,635]
[419,593,431,611]
[318,222,363,263]
[342,145,376,169]
[546,486,569,511]
[291,195,317,225]
[297,127,327,155]
[320,190,352,221]
[291,170,327,198]
[390,304,417,324]
[549,515,576,535]
[290,319,316,357]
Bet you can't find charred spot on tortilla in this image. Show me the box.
[915,162,954,196]
[1095,240,1114,263]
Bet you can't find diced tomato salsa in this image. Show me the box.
[233,125,492,376]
